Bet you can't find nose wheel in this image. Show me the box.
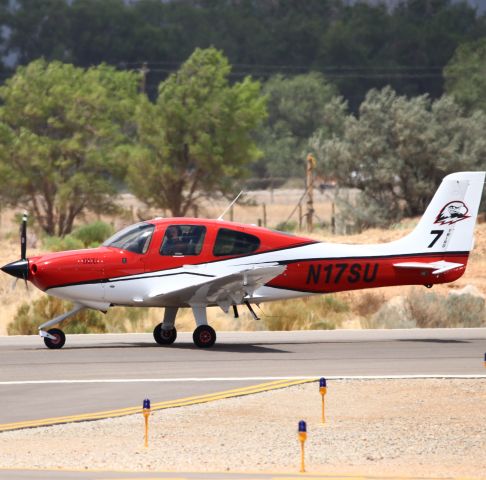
[43,328,66,349]
[39,304,84,350]
[153,324,177,345]
[193,325,216,348]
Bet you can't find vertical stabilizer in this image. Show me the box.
[390,172,485,254]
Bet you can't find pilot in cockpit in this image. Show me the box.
[162,226,184,255]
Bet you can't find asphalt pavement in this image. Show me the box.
[0,329,485,426]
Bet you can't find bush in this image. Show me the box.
[354,291,386,318]
[366,296,417,329]
[42,221,114,251]
[8,296,149,335]
[366,287,486,329]
[446,291,485,327]
[72,221,114,247]
[8,296,106,334]
[42,235,85,252]
[261,294,349,330]
[407,288,485,328]
[275,220,297,232]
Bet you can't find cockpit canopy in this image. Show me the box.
[102,222,154,254]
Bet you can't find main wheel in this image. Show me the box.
[44,328,66,349]
[153,323,177,345]
[193,325,216,348]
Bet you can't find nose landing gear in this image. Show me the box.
[42,328,66,349]
[39,304,85,349]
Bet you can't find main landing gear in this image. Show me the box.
[153,306,217,348]
[193,325,216,348]
[153,324,177,345]
[39,304,85,350]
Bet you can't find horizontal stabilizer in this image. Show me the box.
[393,260,464,275]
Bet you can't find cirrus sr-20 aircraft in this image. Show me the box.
[1,171,485,349]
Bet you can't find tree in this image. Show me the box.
[254,72,345,178]
[127,47,266,217]
[5,0,72,64]
[5,0,486,110]
[0,59,140,236]
[325,0,485,109]
[68,0,146,67]
[310,87,486,229]
[444,37,486,114]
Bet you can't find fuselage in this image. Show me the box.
[23,217,468,310]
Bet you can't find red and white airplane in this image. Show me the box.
[2,171,485,349]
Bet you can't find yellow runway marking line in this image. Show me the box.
[278,475,471,479]
[0,378,315,432]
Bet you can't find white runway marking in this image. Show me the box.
[1,374,485,385]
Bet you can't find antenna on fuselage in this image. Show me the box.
[217,191,245,221]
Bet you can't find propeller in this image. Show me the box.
[2,212,30,290]
[21,211,27,261]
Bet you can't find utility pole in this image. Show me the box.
[306,153,316,232]
[139,62,150,94]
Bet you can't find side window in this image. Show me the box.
[213,228,260,256]
[160,225,206,256]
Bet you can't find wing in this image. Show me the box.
[393,260,464,275]
[147,263,286,310]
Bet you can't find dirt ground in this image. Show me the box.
[0,379,485,478]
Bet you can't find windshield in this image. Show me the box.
[102,222,155,254]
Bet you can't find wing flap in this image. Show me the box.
[148,263,286,306]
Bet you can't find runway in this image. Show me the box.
[0,329,485,426]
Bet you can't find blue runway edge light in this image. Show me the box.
[319,377,327,388]
[143,398,151,409]
[298,420,307,433]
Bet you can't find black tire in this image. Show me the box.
[43,328,66,349]
[193,325,216,348]
[153,323,177,345]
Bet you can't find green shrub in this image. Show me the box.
[42,221,114,251]
[8,296,149,335]
[72,221,114,247]
[42,235,85,252]
[8,296,106,334]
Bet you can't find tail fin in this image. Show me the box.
[391,172,485,254]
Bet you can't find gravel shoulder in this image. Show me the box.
[0,379,485,478]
